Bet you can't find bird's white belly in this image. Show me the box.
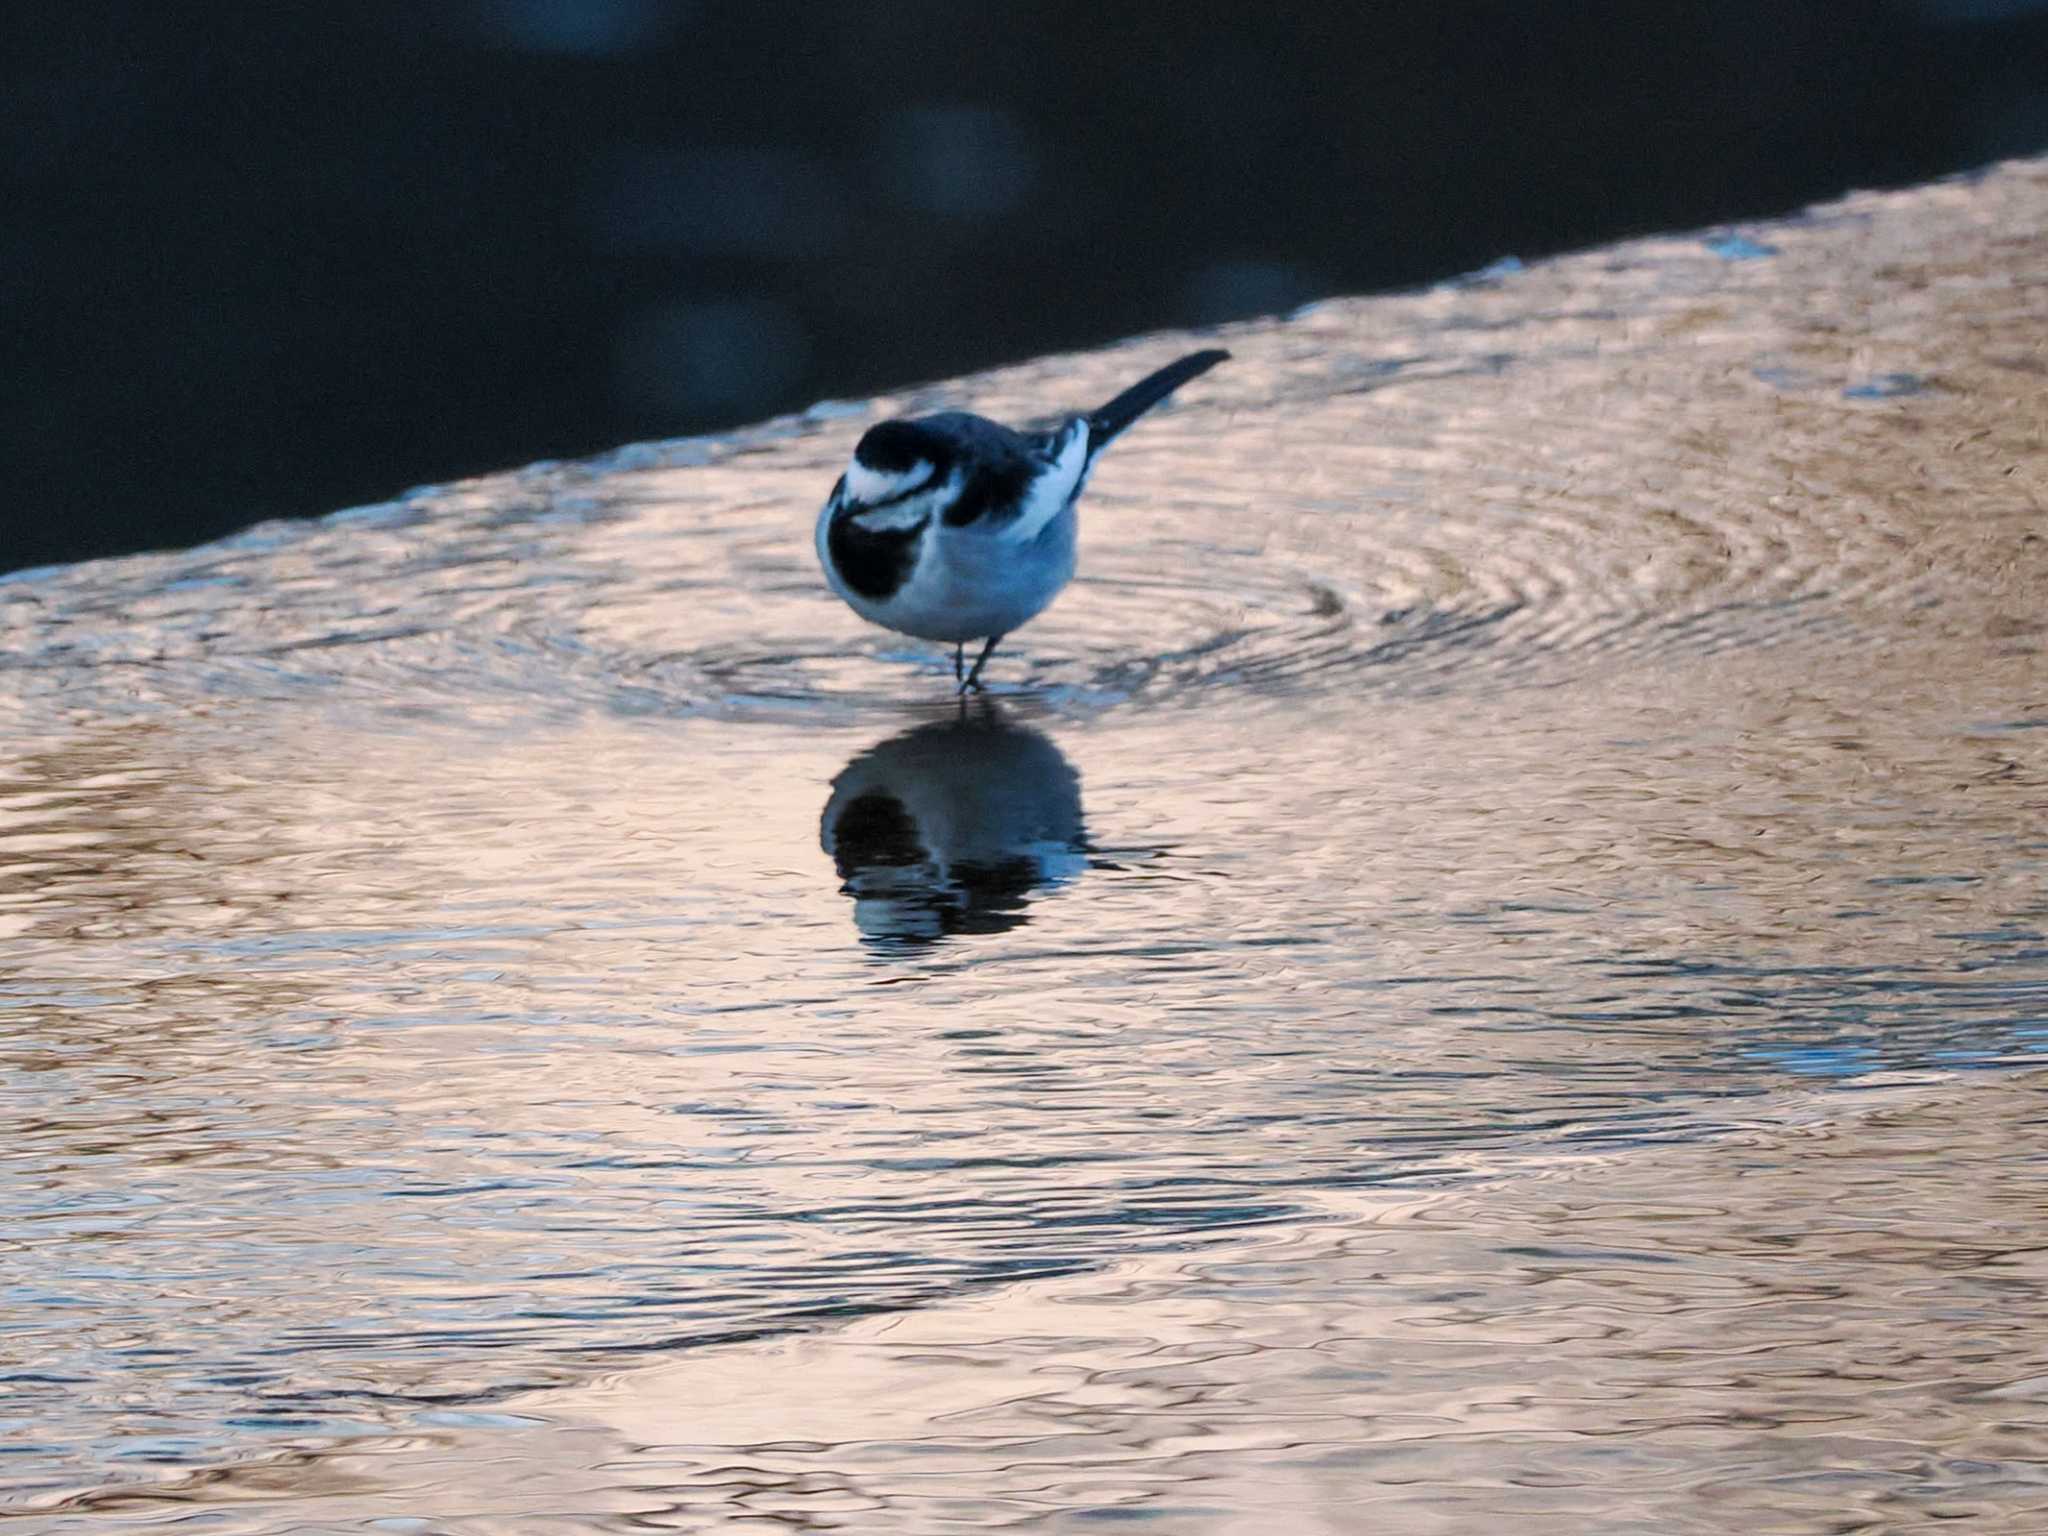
[846,513,1076,644]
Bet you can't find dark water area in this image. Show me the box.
[8,0,2048,573]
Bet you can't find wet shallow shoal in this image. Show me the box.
[2,160,2047,1531]
[49,1072,2045,1534]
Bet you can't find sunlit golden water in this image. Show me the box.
[3,161,2045,1532]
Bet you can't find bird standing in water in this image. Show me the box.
[815,348,1228,691]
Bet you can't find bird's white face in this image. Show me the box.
[835,456,952,531]
[843,457,933,509]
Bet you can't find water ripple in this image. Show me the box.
[5,160,2048,1526]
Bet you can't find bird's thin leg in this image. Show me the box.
[953,642,964,683]
[960,634,1003,693]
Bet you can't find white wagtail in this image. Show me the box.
[814,348,1229,691]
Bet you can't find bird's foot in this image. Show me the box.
[960,634,1002,693]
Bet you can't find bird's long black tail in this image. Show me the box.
[1085,348,1229,455]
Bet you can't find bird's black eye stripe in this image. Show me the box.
[873,467,942,508]
[838,470,937,518]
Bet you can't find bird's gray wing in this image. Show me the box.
[922,413,1085,535]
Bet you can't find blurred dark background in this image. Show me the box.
[6,0,2048,574]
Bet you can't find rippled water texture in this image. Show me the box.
[4,163,2047,1532]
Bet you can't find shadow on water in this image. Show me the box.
[820,706,1088,950]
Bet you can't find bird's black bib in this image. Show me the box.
[828,513,927,599]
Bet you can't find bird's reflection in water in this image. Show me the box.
[821,707,1087,949]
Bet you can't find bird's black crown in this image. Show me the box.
[854,420,951,474]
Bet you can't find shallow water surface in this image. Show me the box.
[3,163,2047,1531]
